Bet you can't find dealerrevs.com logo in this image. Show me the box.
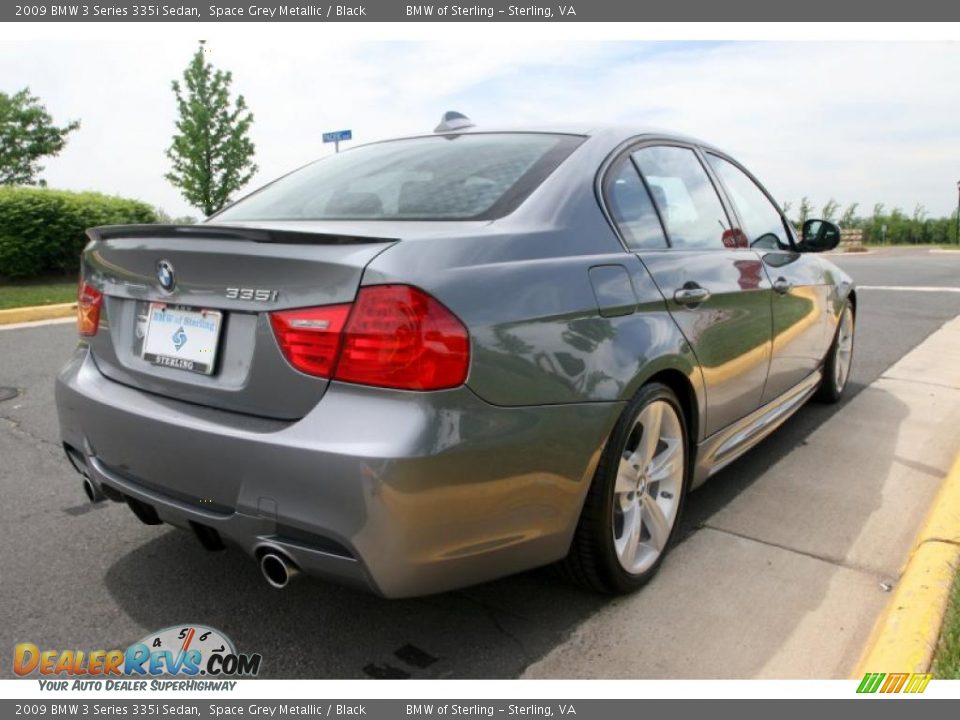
[14,625,261,690]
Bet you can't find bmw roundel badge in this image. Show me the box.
[157,259,175,291]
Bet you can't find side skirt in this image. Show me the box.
[691,369,822,489]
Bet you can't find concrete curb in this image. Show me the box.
[823,250,875,257]
[0,302,76,326]
[854,451,960,675]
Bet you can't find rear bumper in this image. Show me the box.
[56,345,622,597]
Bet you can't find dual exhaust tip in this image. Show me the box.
[72,447,300,591]
[79,476,300,590]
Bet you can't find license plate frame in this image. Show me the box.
[140,302,223,376]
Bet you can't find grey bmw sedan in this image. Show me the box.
[56,118,855,598]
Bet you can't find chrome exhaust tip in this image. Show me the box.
[82,477,106,504]
[260,552,299,590]
[65,445,89,477]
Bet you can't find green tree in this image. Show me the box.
[165,41,257,216]
[821,198,840,221]
[154,206,198,225]
[796,196,814,227]
[864,203,886,244]
[888,207,907,243]
[840,202,859,228]
[0,88,79,186]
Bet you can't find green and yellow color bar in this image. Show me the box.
[857,672,932,694]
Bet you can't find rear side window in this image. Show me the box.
[215,133,584,222]
[605,158,668,250]
[707,154,792,251]
[631,146,731,250]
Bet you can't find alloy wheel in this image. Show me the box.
[834,306,854,392]
[612,400,685,575]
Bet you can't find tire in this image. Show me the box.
[815,300,855,404]
[558,382,689,594]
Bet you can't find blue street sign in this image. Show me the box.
[322,129,352,143]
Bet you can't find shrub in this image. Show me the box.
[0,187,158,279]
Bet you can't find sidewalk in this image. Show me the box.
[524,315,960,679]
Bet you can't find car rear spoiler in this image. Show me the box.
[86,224,396,245]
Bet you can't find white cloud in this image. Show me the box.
[0,40,957,218]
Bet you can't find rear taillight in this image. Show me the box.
[337,285,470,390]
[77,281,102,337]
[270,285,470,390]
[270,304,352,378]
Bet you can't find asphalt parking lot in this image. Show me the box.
[2,247,960,679]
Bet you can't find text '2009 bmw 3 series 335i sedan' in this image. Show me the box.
[56,114,855,598]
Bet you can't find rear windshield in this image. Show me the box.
[214,133,584,222]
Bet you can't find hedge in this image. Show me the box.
[0,187,159,279]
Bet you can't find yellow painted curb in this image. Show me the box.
[854,452,960,675]
[0,302,76,325]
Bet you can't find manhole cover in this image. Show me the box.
[0,387,19,402]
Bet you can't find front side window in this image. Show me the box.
[631,146,731,250]
[605,158,668,250]
[707,154,792,251]
[214,133,583,222]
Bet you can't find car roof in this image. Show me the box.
[358,123,725,155]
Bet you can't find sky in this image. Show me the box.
[1,39,958,219]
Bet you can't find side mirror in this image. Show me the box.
[800,219,841,252]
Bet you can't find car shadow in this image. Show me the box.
[679,378,870,534]
[103,530,605,679]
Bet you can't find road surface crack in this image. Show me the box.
[879,375,960,391]
[0,415,63,458]
[453,592,533,663]
[701,523,892,580]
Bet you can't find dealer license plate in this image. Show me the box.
[141,303,223,375]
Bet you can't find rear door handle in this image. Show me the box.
[773,277,793,295]
[673,285,711,305]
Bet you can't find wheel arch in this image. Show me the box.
[643,368,700,452]
[621,352,707,444]
[569,364,702,524]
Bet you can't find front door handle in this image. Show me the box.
[674,285,711,305]
[773,277,793,295]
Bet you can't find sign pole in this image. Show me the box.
[323,129,352,154]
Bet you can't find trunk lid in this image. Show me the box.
[82,222,399,420]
